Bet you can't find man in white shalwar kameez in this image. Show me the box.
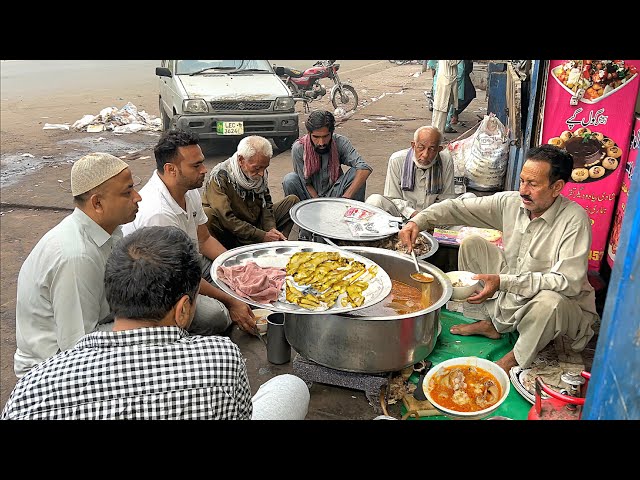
[431,60,461,135]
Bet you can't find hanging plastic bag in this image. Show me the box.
[464,114,510,191]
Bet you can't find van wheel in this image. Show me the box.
[159,98,172,131]
[161,109,172,131]
[274,135,296,151]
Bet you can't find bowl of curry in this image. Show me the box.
[423,356,510,420]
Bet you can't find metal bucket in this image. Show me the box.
[284,246,452,373]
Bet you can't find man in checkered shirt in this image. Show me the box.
[1,226,309,420]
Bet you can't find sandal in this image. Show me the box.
[444,126,457,133]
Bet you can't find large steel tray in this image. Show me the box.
[289,197,401,242]
[210,241,392,315]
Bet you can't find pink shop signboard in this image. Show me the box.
[541,59,640,271]
[606,115,639,268]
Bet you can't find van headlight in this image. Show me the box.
[183,99,209,114]
[274,97,295,111]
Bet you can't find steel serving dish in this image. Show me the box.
[210,241,392,315]
[284,246,453,373]
[289,197,402,242]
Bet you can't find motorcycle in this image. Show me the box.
[275,60,359,113]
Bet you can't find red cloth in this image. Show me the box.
[216,261,286,304]
[300,134,340,184]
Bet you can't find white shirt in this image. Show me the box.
[14,208,121,378]
[121,170,207,250]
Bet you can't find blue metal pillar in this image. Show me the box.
[504,60,543,191]
[487,62,507,127]
[582,158,640,419]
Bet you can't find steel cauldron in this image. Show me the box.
[284,246,453,373]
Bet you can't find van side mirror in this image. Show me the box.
[156,67,172,78]
[275,66,284,76]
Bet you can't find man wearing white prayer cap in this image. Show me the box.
[13,152,142,379]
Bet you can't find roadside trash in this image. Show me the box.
[71,115,96,130]
[114,124,145,133]
[71,102,162,134]
[43,123,70,130]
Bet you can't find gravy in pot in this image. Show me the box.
[350,279,428,316]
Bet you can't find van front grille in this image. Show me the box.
[210,101,272,111]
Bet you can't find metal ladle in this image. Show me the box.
[409,250,434,310]
[409,250,434,283]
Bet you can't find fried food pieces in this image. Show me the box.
[285,252,378,310]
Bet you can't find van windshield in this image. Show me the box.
[177,60,273,75]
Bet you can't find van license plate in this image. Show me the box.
[216,121,244,135]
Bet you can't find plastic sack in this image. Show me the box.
[447,131,475,194]
[464,114,510,191]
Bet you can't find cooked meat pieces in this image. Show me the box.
[331,233,432,257]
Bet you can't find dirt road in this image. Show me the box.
[0,60,487,411]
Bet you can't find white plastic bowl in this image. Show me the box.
[446,270,480,301]
[423,356,510,420]
[252,308,272,335]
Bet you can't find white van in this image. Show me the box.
[156,60,299,151]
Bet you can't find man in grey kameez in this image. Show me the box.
[282,110,372,202]
[399,144,598,373]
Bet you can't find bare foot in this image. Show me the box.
[449,320,501,339]
[495,350,518,374]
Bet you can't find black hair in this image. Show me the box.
[73,191,92,205]
[526,144,573,184]
[105,226,201,321]
[153,128,200,171]
[305,110,335,134]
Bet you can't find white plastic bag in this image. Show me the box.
[447,132,474,194]
[464,114,510,191]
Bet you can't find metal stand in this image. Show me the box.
[293,97,310,113]
[292,354,389,414]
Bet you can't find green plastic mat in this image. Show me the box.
[402,308,531,420]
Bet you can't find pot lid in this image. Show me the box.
[290,198,402,242]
